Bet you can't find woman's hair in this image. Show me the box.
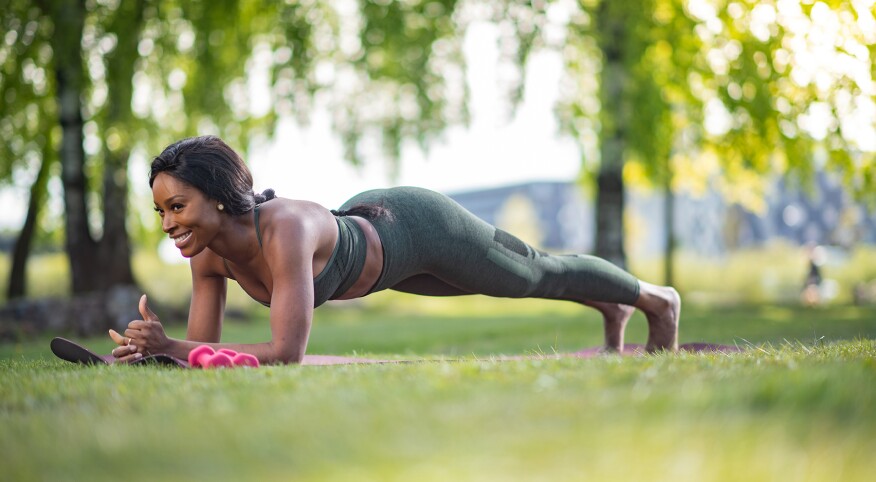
[150,135,275,215]
[330,205,392,220]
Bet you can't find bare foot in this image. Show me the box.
[635,282,681,352]
[584,301,635,352]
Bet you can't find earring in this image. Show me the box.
[217,203,224,211]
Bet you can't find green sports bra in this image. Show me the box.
[222,204,369,308]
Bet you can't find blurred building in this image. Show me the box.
[449,182,594,253]
[447,172,876,257]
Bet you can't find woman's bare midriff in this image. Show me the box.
[333,216,384,300]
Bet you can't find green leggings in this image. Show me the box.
[339,186,641,305]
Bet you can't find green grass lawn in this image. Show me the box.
[2,302,876,481]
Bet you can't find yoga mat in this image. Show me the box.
[50,337,391,367]
[51,337,743,368]
[51,337,190,367]
[495,342,743,361]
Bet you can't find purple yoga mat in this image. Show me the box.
[569,343,743,357]
[51,337,743,368]
[485,343,743,361]
[50,337,392,367]
[51,337,190,367]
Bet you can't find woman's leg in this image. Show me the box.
[358,187,681,351]
[581,300,635,351]
[633,281,681,352]
[391,274,473,296]
[391,274,648,351]
[391,273,678,352]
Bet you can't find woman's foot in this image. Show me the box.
[634,282,681,352]
[585,301,635,352]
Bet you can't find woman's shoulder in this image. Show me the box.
[256,198,335,243]
[258,197,330,222]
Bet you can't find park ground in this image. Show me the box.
[2,297,875,481]
[1,246,876,480]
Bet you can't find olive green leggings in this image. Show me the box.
[339,187,641,305]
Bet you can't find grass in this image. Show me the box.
[2,302,876,481]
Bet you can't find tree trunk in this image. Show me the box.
[94,0,147,289]
[594,1,629,269]
[98,150,136,288]
[44,0,146,293]
[7,153,53,299]
[663,171,675,287]
[50,0,99,294]
[594,167,626,269]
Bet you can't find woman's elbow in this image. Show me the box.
[272,342,304,365]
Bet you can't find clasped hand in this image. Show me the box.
[109,294,169,363]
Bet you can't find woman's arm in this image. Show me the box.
[116,213,322,365]
[256,212,319,363]
[185,251,228,343]
[110,252,228,362]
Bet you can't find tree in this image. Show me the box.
[1,1,59,299]
[45,0,140,294]
[329,0,467,168]
[1,0,318,302]
[557,0,875,275]
[1,0,147,298]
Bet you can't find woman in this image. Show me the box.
[110,135,680,364]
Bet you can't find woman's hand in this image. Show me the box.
[108,294,170,362]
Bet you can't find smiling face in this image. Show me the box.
[151,172,223,258]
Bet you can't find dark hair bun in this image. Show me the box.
[255,188,276,204]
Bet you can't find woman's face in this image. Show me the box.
[151,172,222,258]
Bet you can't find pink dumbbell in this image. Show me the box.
[216,348,259,367]
[206,352,234,368]
[188,345,259,368]
[188,345,215,367]
[188,345,232,368]
[232,352,259,367]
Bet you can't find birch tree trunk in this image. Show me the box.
[95,0,147,289]
[49,0,99,294]
[594,1,629,270]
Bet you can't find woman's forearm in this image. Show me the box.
[165,337,302,365]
